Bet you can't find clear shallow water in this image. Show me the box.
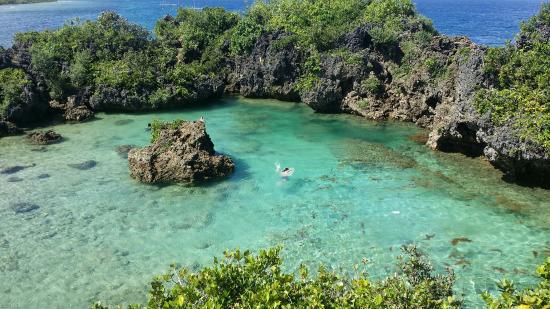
[0,0,547,47]
[0,98,549,308]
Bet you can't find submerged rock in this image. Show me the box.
[68,160,97,170]
[115,144,136,159]
[1,164,34,175]
[114,119,134,126]
[26,130,62,145]
[128,120,235,184]
[451,236,473,246]
[11,203,40,214]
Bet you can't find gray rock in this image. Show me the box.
[26,130,62,145]
[37,174,50,179]
[115,144,136,159]
[49,96,95,122]
[301,78,344,113]
[228,31,302,101]
[11,203,39,214]
[1,164,34,175]
[68,160,97,170]
[128,120,235,184]
[0,121,23,138]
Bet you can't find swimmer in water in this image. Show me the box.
[275,163,294,178]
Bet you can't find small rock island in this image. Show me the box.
[128,119,235,185]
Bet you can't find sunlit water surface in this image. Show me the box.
[1,98,550,308]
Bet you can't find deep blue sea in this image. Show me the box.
[0,0,547,48]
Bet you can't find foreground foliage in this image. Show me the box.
[475,3,550,150]
[482,257,550,308]
[92,246,459,308]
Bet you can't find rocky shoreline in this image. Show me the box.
[0,6,548,188]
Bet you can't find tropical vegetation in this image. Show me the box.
[90,247,550,309]
[92,246,460,308]
[474,3,550,151]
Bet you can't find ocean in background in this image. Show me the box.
[0,0,547,48]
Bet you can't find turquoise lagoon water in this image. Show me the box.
[1,98,550,308]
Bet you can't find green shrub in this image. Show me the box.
[424,57,446,78]
[270,34,299,51]
[364,0,415,25]
[92,246,459,308]
[474,5,550,150]
[361,75,384,95]
[518,3,550,45]
[0,68,30,118]
[22,12,152,100]
[329,49,364,66]
[150,119,185,143]
[68,50,93,88]
[295,50,322,92]
[357,99,370,109]
[93,50,157,91]
[263,0,369,51]
[166,8,238,62]
[482,257,550,308]
[229,3,270,54]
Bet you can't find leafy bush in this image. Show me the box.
[425,57,446,78]
[21,12,152,99]
[329,49,364,66]
[361,75,384,95]
[158,8,238,62]
[260,0,369,51]
[150,119,185,143]
[229,3,270,55]
[0,68,29,118]
[295,50,322,93]
[92,246,459,308]
[364,0,415,25]
[518,3,550,46]
[365,0,435,60]
[474,5,550,150]
[482,257,550,308]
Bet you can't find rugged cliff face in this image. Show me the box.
[228,31,303,101]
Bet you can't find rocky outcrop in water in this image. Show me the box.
[128,120,234,185]
[68,160,97,170]
[49,96,94,122]
[0,121,23,137]
[26,130,62,145]
[480,121,550,188]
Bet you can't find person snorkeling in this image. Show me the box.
[275,162,294,178]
